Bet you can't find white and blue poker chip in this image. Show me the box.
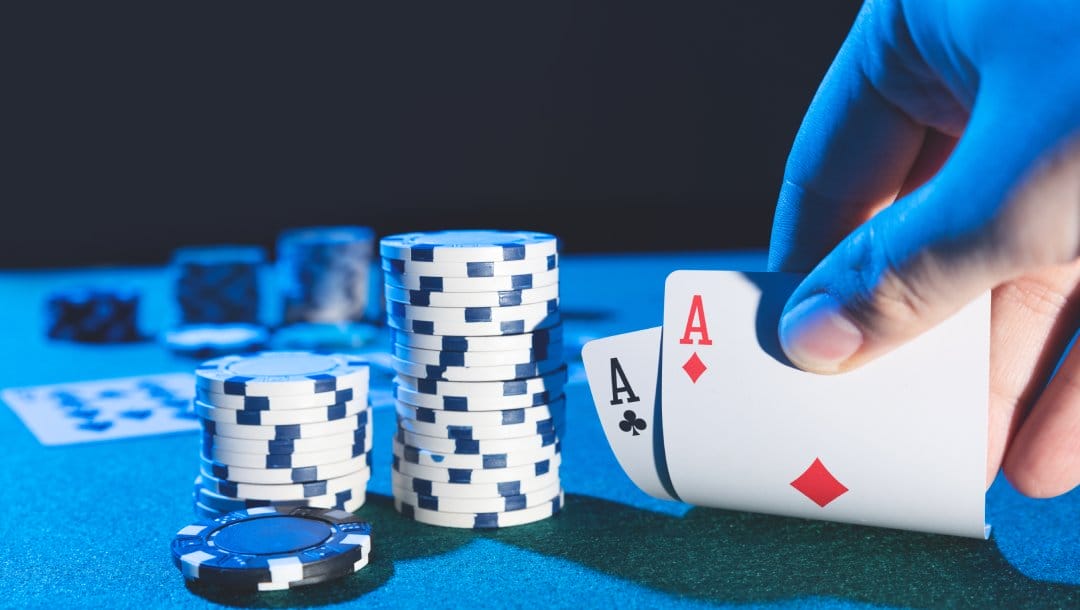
[392,437,561,470]
[196,385,363,411]
[394,397,565,428]
[384,282,559,308]
[199,452,372,485]
[198,466,372,500]
[382,268,559,293]
[163,323,270,359]
[392,382,564,412]
[395,491,564,529]
[194,398,367,426]
[202,425,370,455]
[195,351,369,397]
[391,342,562,367]
[171,505,371,590]
[386,311,560,337]
[394,426,558,455]
[392,481,562,514]
[380,253,557,278]
[379,230,559,263]
[201,409,369,441]
[203,437,372,470]
[396,415,562,441]
[389,354,565,382]
[391,451,561,485]
[194,478,366,513]
[394,366,568,399]
[391,467,561,498]
[390,325,562,353]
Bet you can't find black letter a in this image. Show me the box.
[609,358,640,405]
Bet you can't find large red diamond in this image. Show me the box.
[682,353,706,383]
[790,458,848,507]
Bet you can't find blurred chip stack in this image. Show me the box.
[45,287,141,343]
[165,245,269,358]
[273,226,378,350]
[191,351,372,518]
[380,230,566,528]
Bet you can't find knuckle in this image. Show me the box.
[840,224,930,332]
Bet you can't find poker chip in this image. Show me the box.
[395,492,564,529]
[394,397,565,427]
[392,453,560,484]
[202,410,369,441]
[45,287,142,343]
[395,427,558,455]
[391,467,561,498]
[385,282,559,308]
[379,230,559,263]
[198,468,372,501]
[397,415,561,441]
[387,311,560,337]
[196,386,360,411]
[277,226,376,329]
[393,437,561,470]
[390,325,563,352]
[200,453,372,485]
[394,367,568,398]
[203,438,372,470]
[171,506,371,590]
[193,398,367,425]
[188,350,373,518]
[162,323,269,359]
[203,425,370,455]
[380,230,565,528]
[392,342,562,367]
[195,480,366,514]
[380,253,557,278]
[383,268,559,293]
[393,382,563,412]
[392,481,562,514]
[195,351,369,396]
[389,354,564,382]
[171,245,265,325]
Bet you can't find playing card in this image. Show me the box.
[661,270,989,538]
[581,327,677,501]
[1,373,198,446]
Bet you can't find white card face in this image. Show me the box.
[582,327,677,501]
[661,270,989,538]
[1,373,198,446]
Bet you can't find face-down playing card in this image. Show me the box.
[582,327,678,501]
[661,270,990,538]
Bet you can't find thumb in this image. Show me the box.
[777,98,1077,374]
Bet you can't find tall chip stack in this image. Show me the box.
[273,226,378,350]
[379,230,566,528]
[165,245,270,358]
[190,351,373,518]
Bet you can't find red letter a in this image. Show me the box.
[678,294,712,345]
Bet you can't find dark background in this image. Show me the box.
[4,2,861,268]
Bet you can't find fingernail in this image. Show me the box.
[779,293,863,373]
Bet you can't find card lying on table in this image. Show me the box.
[1,373,198,446]
[583,270,990,539]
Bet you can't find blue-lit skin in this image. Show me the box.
[767,0,1080,498]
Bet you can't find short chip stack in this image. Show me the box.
[191,351,372,518]
[380,230,566,528]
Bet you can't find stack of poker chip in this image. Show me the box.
[166,245,269,358]
[172,506,372,591]
[191,351,372,518]
[45,287,141,343]
[274,226,377,350]
[379,230,566,528]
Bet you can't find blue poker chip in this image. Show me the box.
[379,230,559,263]
[195,351,369,397]
[171,506,372,590]
[163,323,270,359]
[45,287,142,343]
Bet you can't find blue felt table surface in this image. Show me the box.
[0,251,1076,609]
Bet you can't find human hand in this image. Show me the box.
[767,0,1080,497]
